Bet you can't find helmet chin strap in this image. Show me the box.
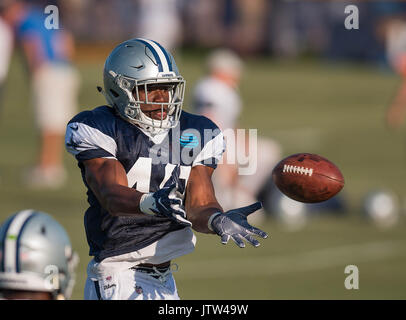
[138,123,170,136]
[137,111,172,135]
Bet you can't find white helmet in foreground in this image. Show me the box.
[0,210,79,300]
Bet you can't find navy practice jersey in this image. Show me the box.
[65,106,225,262]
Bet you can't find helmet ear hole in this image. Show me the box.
[126,107,137,117]
[110,89,119,98]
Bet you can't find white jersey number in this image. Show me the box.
[126,157,191,193]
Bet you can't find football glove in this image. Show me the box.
[209,202,268,248]
[139,165,191,227]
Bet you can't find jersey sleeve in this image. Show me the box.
[65,108,118,162]
[191,117,226,169]
[192,131,225,169]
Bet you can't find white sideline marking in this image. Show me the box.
[178,240,406,279]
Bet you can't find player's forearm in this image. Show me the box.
[187,204,223,234]
[99,184,145,217]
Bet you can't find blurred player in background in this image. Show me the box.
[65,38,268,300]
[0,209,78,300]
[0,14,12,184]
[0,15,12,107]
[135,0,182,53]
[192,49,282,222]
[378,4,406,128]
[0,0,79,189]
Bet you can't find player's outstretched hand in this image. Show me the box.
[139,166,191,227]
[209,202,268,248]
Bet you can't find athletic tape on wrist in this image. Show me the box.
[208,212,222,232]
[139,193,156,216]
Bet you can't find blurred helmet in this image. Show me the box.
[102,38,185,134]
[272,192,307,231]
[0,210,79,300]
[206,49,243,79]
[265,187,307,231]
[362,190,400,229]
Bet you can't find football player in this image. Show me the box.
[0,210,78,300]
[65,38,268,300]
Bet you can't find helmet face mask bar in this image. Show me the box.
[102,38,186,135]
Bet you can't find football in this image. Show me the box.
[272,153,344,203]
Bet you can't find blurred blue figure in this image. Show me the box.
[0,0,79,189]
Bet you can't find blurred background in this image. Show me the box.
[0,0,406,299]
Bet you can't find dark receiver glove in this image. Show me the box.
[209,202,268,248]
[139,165,191,227]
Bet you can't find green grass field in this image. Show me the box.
[0,50,405,299]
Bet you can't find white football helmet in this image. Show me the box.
[0,210,79,300]
[101,38,186,135]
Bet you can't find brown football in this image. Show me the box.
[272,153,344,203]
